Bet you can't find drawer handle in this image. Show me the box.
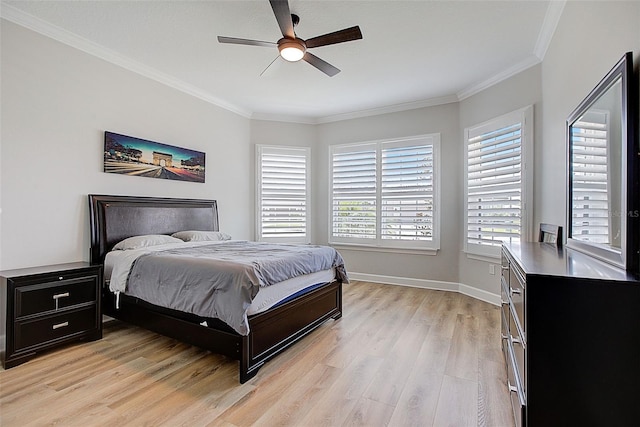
[53,292,70,311]
[510,287,522,295]
[52,321,69,330]
[508,383,518,394]
[512,336,522,345]
[501,266,509,271]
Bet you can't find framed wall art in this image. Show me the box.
[104,131,205,183]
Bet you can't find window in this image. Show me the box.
[256,145,310,243]
[464,106,533,258]
[330,134,440,251]
[571,110,610,243]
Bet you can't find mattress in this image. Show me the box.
[104,247,336,317]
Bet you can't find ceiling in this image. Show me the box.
[1,1,561,123]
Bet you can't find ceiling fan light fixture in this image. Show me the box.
[278,39,306,62]
[218,1,362,76]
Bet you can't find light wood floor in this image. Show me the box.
[0,281,514,427]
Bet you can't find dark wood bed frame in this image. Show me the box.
[88,194,342,383]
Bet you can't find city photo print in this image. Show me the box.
[103,131,206,183]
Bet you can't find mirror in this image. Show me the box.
[567,52,638,272]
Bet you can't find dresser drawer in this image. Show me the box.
[508,266,525,338]
[501,250,510,284]
[509,310,526,389]
[501,308,510,364]
[14,306,98,351]
[501,277,510,335]
[506,339,526,427]
[15,276,97,318]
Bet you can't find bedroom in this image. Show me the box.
[1,1,639,426]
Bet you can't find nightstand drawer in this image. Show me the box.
[14,306,98,351]
[1,262,102,369]
[15,276,98,318]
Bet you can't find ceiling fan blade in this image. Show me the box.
[217,36,276,48]
[269,0,295,39]
[303,52,340,77]
[305,26,362,49]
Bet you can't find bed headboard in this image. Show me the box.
[88,194,219,265]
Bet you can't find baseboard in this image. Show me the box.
[458,283,501,306]
[348,272,500,306]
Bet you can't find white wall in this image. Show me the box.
[2,1,638,302]
[0,20,252,270]
[249,119,317,240]
[316,103,461,285]
[539,1,640,229]
[458,64,542,295]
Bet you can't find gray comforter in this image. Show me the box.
[123,241,347,335]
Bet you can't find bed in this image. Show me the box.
[88,194,345,383]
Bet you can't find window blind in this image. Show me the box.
[381,143,434,241]
[467,122,522,248]
[257,146,309,242]
[330,135,440,250]
[571,112,609,243]
[331,145,377,239]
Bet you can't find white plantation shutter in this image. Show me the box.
[465,107,533,257]
[330,135,440,250]
[257,145,310,243]
[381,142,434,241]
[331,143,377,240]
[571,111,610,243]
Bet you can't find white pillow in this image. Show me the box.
[171,230,232,242]
[112,234,183,250]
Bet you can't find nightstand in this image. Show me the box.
[0,262,102,369]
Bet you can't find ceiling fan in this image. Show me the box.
[217,0,362,77]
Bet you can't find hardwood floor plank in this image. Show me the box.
[444,313,480,382]
[433,375,478,427]
[251,364,341,426]
[361,322,431,406]
[425,290,463,338]
[387,371,443,427]
[24,357,152,426]
[297,353,384,426]
[342,397,395,426]
[407,288,447,328]
[475,302,504,365]
[362,285,427,357]
[414,328,452,374]
[0,281,513,427]
[478,358,514,427]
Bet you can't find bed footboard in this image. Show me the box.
[241,281,342,382]
[91,194,344,383]
[103,280,342,383]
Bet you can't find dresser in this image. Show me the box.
[501,243,640,426]
[0,262,102,368]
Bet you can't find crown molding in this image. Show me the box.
[0,4,252,118]
[250,112,319,125]
[2,4,459,126]
[251,95,459,124]
[2,2,562,125]
[534,0,566,60]
[456,0,565,102]
[457,55,541,101]
[314,95,460,124]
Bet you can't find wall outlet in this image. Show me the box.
[489,264,496,275]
